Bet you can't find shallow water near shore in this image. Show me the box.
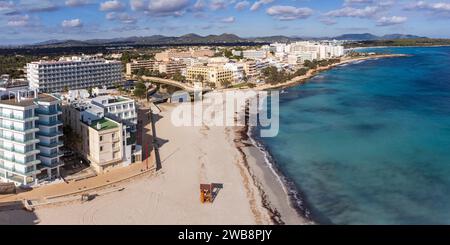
[256,47,450,224]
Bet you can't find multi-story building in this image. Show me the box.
[84,117,124,173]
[126,59,157,76]
[155,49,215,62]
[287,52,319,65]
[27,55,123,93]
[243,61,258,78]
[0,92,64,186]
[223,63,245,83]
[35,94,64,179]
[243,50,267,60]
[158,60,186,76]
[63,97,141,173]
[186,66,234,88]
[91,96,137,130]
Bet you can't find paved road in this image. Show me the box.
[141,76,196,92]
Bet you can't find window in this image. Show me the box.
[100,146,103,152]
[100,136,103,141]
[112,133,115,139]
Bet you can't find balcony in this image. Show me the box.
[36,109,62,116]
[0,124,39,133]
[0,155,41,166]
[38,141,64,149]
[0,113,25,121]
[0,145,40,155]
[37,120,63,127]
[0,134,39,144]
[0,164,41,177]
[37,130,63,138]
[39,151,63,159]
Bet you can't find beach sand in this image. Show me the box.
[0,100,309,225]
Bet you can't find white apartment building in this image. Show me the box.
[0,91,64,186]
[288,52,319,65]
[243,50,267,60]
[289,41,344,60]
[27,55,123,93]
[91,96,137,130]
[223,63,245,83]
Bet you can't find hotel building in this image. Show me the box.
[0,92,64,186]
[27,56,123,93]
[126,60,157,76]
[155,49,215,62]
[186,66,234,88]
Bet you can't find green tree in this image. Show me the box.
[220,78,232,88]
[172,71,185,82]
[133,82,147,99]
[87,87,93,97]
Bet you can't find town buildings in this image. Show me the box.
[27,55,123,93]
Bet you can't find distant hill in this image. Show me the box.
[28,33,429,48]
[334,33,425,41]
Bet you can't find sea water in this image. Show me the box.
[257,47,450,224]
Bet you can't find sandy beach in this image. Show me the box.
[1,99,310,225]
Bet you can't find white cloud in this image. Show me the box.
[65,0,91,7]
[131,0,190,16]
[250,0,274,11]
[325,6,381,18]
[377,15,407,26]
[210,0,228,11]
[406,1,450,12]
[23,0,60,13]
[106,12,137,23]
[100,0,125,11]
[0,1,16,13]
[7,15,30,27]
[192,0,206,11]
[266,5,313,21]
[130,0,147,11]
[62,18,83,28]
[235,1,250,11]
[220,16,235,23]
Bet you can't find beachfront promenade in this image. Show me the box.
[140,76,196,92]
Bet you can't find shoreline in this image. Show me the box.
[350,44,450,50]
[235,53,412,224]
[255,54,410,91]
[232,114,312,225]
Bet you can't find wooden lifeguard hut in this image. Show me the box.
[200,184,213,203]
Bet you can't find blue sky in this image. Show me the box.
[1,0,450,44]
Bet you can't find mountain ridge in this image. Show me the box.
[28,33,427,48]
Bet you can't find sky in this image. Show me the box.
[0,0,449,45]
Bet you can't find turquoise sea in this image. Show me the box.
[256,47,450,224]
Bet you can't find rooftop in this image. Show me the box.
[92,96,132,105]
[90,118,118,131]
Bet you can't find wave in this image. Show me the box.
[247,126,314,222]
